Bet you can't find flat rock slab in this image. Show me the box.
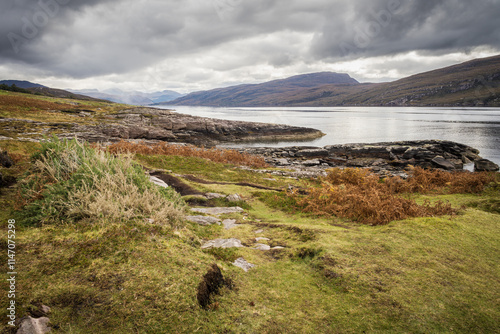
[201,238,244,249]
[149,175,169,188]
[16,316,51,334]
[255,237,270,241]
[222,219,239,230]
[253,243,271,251]
[233,257,256,272]
[186,215,221,226]
[205,193,226,199]
[191,207,244,216]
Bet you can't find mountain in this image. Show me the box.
[69,88,184,105]
[168,55,500,107]
[0,80,108,102]
[0,80,46,89]
[167,72,359,106]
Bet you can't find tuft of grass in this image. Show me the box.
[16,136,184,227]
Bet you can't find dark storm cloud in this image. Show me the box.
[312,0,500,59]
[0,0,499,80]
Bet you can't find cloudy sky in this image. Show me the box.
[0,0,499,93]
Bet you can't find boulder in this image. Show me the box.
[16,316,50,334]
[222,219,238,230]
[149,176,169,188]
[431,156,456,170]
[226,194,242,202]
[474,159,499,172]
[296,148,329,158]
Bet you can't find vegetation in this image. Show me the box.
[0,91,499,333]
[286,167,497,225]
[106,140,268,168]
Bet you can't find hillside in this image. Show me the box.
[169,55,500,107]
[167,72,359,106]
[0,80,109,102]
[0,90,499,333]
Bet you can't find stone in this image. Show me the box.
[16,316,51,334]
[295,148,329,158]
[431,156,456,170]
[271,246,285,250]
[233,257,255,272]
[253,244,271,251]
[149,175,169,188]
[191,207,244,216]
[201,238,244,249]
[226,194,242,202]
[255,237,270,241]
[302,159,321,166]
[474,159,499,172]
[254,229,264,234]
[222,219,238,230]
[205,193,226,199]
[275,158,290,165]
[186,216,221,226]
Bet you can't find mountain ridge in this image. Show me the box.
[167,55,500,107]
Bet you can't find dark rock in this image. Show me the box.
[295,148,329,158]
[431,156,456,170]
[474,159,499,172]
[0,151,14,168]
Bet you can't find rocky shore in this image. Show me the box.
[237,140,499,174]
[62,107,324,145]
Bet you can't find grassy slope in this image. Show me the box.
[1,91,499,333]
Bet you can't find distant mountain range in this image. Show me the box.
[0,80,184,105]
[167,55,500,107]
[68,88,184,105]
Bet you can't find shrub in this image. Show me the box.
[106,140,268,168]
[289,168,459,225]
[17,137,185,227]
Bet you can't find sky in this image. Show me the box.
[0,0,499,94]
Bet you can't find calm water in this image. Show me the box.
[157,106,500,165]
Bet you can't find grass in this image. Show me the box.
[0,92,499,333]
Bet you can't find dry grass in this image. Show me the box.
[0,94,77,113]
[18,137,185,227]
[106,140,268,168]
[289,167,496,225]
[291,168,456,225]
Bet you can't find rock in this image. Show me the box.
[275,158,291,165]
[474,159,500,172]
[29,305,51,318]
[233,257,255,272]
[191,207,244,216]
[16,316,51,334]
[222,219,238,230]
[149,175,169,188]
[255,237,270,242]
[186,216,221,226]
[254,229,264,234]
[0,151,14,168]
[253,244,271,251]
[431,156,456,170]
[205,193,225,199]
[302,159,321,166]
[201,238,244,249]
[296,148,329,158]
[271,246,285,250]
[226,194,242,202]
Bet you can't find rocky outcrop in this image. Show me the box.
[238,140,497,173]
[61,107,324,145]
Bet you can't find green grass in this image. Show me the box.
[1,133,499,333]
